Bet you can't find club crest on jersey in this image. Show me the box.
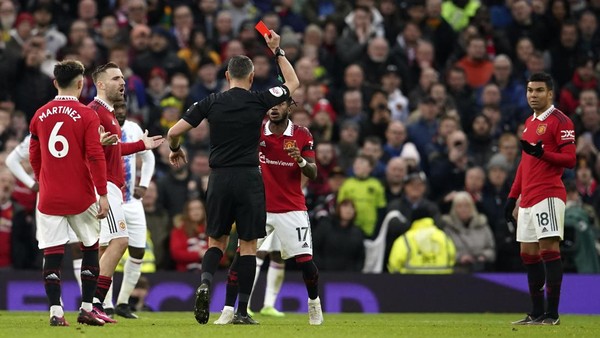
[536,124,547,135]
[283,139,297,150]
[119,221,126,230]
[269,86,285,97]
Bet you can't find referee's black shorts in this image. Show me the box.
[205,167,266,241]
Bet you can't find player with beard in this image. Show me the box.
[214,97,323,325]
[88,63,163,323]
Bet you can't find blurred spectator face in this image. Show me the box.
[343,90,363,116]
[0,0,16,29]
[173,5,193,30]
[0,169,15,201]
[447,68,467,91]
[367,37,389,63]
[579,89,598,108]
[493,56,512,83]
[426,0,442,17]
[438,117,459,140]
[515,38,534,64]
[110,48,129,70]
[579,12,597,37]
[472,115,492,137]
[446,130,468,150]
[385,121,407,147]
[454,196,474,222]
[292,85,305,107]
[353,7,371,31]
[419,67,438,89]
[415,41,434,67]
[338,200,356,223]
[381,71,401,93]
[291,110,311,128]
[419,100,438,121]
[551,0,568,21]
[142,181,158,209]
[25,37,47,67]
[316,143,335,165]
[303,24,323,46]
[78,36,97,62]
[305,84,324,105]
[78,0,98,21]
[560,24,578,48]
[408,4,426,23]
[531,0,546,15]
[148,73,167,93]
[328,173,346,193]
[14,14,35,40]
[224,40,244,60]
[340,124,359,144]
[252,55,270,78]
[344,64,364,89]
[482,106,501,126]
[465,167,485,193]
[499,135,519,162]
[33,6,52,27]
[215,11,233,36]
[481,84,501,105]
[362,140,383,162]
[69,20,89,45]
[198,62,217,83]
[429,83,447,107]
[466,38,487,61]
[323,21,338,45]
[262,12,280,32]
[576,163,593,185]
[353,156,373,178]
[0,109,10,132]
[170,74,190,99]
[402,22,421,44]
[190,154,210,177]
[404,177,426,201]
[511,0,531,23]
[161,106,180,123]
[526,53,545,74]
[186,199,206,223]
[200,0,218,14]
[127,0,148,24]
[576,60,595,82]
[130,25,151,51]
[385,157,407,185]
[100,15,119,40]
[150,33,169,53]
[488,166,507,187]
[581,105,600,132]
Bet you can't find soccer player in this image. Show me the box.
[248,241,286,318]
[88,62,163,323]
[5,135,84,292]
[167,29,299,325]
[214,97,323,325]
[102,100,156,319]
[505,72,576,326]
[29,60,109,326]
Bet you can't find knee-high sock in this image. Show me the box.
[80,242,99,311]
[117,257,143,305]
[104,283,114,308]
[72,258,82,294]
[521,253,545,316]
[236,255,256,316]
[247,257,264,308]
[541,250,562,318]
[263,261,285,308]
[200,247,223,287]
[43,246,65,308]
[225,252,240,307]
[297,255,319,300]
[93,275,112,305]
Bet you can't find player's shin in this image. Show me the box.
[80,242,100,312]
[541,249,563,318]
[264,261,285,308]
[297,255,319,300]
[117,256,143,305]
[43,245,65,312]
[521,253,545,317]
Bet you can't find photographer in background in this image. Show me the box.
[429,130,474,212]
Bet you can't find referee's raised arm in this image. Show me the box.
[263,30,299,95]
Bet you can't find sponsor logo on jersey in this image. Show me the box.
[269,86,285,97]
[560,129,575,140]
[119,220,126,230]
[536,124,547,135]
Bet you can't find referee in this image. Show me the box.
[167,29,299,325]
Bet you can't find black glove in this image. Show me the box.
[504,197,517,227]
[520,140,544,158]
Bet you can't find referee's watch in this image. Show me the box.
[274,47,285,58]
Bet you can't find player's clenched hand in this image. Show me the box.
[169,148,188,168]
[133,186,147,199]
[142,129,164,150]
[285,146,302,162]
[520,140,544,158]
[97,195,109,219]
[99,125,118,145]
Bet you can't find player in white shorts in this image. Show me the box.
[516,197,565,243]
[5,135,84,290]
[102,100,155,319]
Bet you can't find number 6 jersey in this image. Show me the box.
[29,95,108,215]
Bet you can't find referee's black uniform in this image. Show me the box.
[182,85,291,240]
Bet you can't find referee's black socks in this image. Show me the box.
[521,253,545,317]
[236,255,257,315]
[201,247,223,287]
[541,250,563,318]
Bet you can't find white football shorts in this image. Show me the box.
[258,211,313,260]
[517,197,565,242]
[36,202,99,249]
[99,182,128,246]
[123,198,147,248]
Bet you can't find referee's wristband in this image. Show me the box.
[298,158,307,168]
[169,144,181,152]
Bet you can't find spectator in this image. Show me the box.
[380,64,410,122]
[222,0,261,36]
[311,166,347,221]
[429,130,472,201]
[468,114,496,167]
[171,4,195,50]
[547,20,580,91]
[558,55,599,116]
[132,26,189,84]
[381,120,420,165]
[578,10,600,59]
[143,181,170,270]
[505,0,549,50]
[0,168,14,269]
[407,96,440,165]
[177,28,221,77]
[422,0,456,67]
[441,0,480,32]
[109,45,148,124]
[31,2,67,58]
[5,12,35,56]
[157,161,204,221]
[455,35,494,89]
[302,0,352,25]
[313,199,365,271]
[337,6,383,66]
[170,199,209,272]
[407,66,439,112]
[335,120,361,173]
[383,157,408,203]
[388,204,456,274]
[441,191,496,273]
[337,154,386,238]
[358,136,387,179]
[445,66,476,131]
[307,141,337,200]
[128,24,151,64]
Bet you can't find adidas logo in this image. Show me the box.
[302,242,309,248]
[81,270,95,277]
[542,227,548,233]
[260,141,266,147]
[45,273,60,280]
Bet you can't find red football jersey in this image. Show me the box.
[259,121,315,212]
[88,98,145,188]
[509,106,576,207]
[29,96,107,215]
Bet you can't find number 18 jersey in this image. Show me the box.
[29,96,107,215]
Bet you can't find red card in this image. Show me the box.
[255,20,271,38]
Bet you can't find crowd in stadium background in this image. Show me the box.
[0,0,599,275]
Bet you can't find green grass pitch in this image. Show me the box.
[1,312,600,338]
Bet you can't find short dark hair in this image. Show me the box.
[227,55,254,79]
[527,72,554,91]
[53,60,85,89]
[113,100,127,111]
[92,62,120,84]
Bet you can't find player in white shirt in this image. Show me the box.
[103,101,155,319]
[5,135,84,291]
